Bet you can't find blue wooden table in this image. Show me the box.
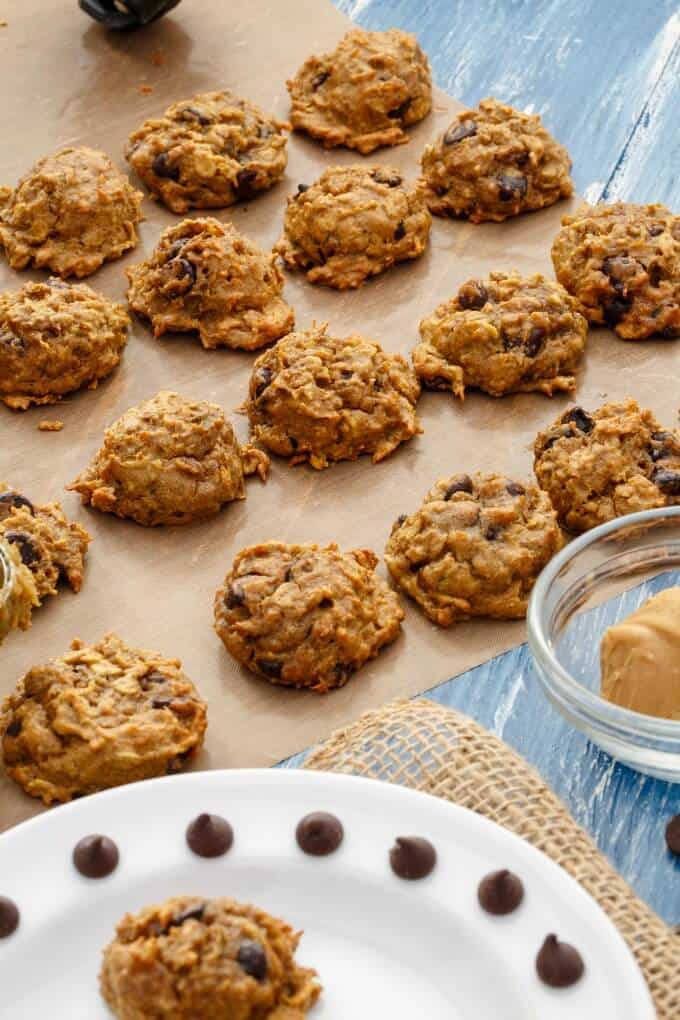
[283,0,680,926]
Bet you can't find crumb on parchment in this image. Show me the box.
[38,420,64,432]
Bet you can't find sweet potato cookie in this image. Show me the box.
[214,541,404,692]
[127,217,294,350]
[287,28,432,154]
[414,271,587,398]
[247,325,421,468]
[420,98,573,223]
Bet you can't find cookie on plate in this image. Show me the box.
[275,165,431,289]
[0,146,143,278]
[0,538,38,644]
[534,399,680,533]
[0,633,207,804]
[420,98,573,223]
[214,541,404,693]
[551,202,680,339]
[68,390,269,526]
[0,278,129,410]
[100,896,321,1020]
[127,217,294,350]
[247,325,421,468]
[126,90,289,214]
[385,472,562,625]
[287,27,431,154]
[414,271,587,398]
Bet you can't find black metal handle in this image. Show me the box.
[79,0,182,29]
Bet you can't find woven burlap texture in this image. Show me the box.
[305,698,677,1017]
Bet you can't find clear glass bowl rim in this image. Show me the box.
[0,541,14,611]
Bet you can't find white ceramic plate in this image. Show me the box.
[0,769,653,1019]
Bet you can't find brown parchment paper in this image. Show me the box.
[1,0,679,830]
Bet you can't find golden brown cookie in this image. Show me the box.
[275,165,431,289]
[414,271,587,398]
[68,390,269,527]
[247,325,421,469]
[420,98,573,223]
[0,146,143,278]
[0,539,38,645]
[214,541,404,693]
[384,472,562,625]
[0,633,207,804]
[287,28,432,154]
[126,89,289,214]
[127,217,294,350]
[551,202,680,339]
[0,278,129,410]
[534,400,680,533]
[100,896,321,1020]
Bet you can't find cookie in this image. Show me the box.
[275,164,431,289]
[0,278,129,410]
[0,146,143,278]
[126,90,289,214]
[100,896,321,1020]
[414,271,587,398]
[0,539,38,644]
[214,541,404,693]
[287,28,432,154]
[68,390,269,526]
[0,633,207,804]
[384,472,562,625]
[534,399,680,533]
[551,202,680,340]
[127,217,294,350]
[420,98,573,223]
[247,325,421,469]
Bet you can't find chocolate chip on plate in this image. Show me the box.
[497,174,528,201]
[73,834,119,879]
[477,869,524,915]
[186,813,234,858]
[152,151,180,181]
[389,836,437,880]
[562,406,594,434]
[4,531,38,567]
[665,814,680,854]
[444,475,474,499]
[457,281,488,310]
[296,812,344,856]
[0,491,34,518]
[653,469,680,495]
[444,120,477,145]
[237,940,268,981]
[535,934,585,988]
[0,897,19,938]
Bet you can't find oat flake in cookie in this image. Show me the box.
[0,633,207,804]
[385,472,562,625]
[127,217,294,350]
[551,202,680,339]
[275,165,431,290]
[0,278,129,410]
[287,28,432,154]
[68,390,269,527]
[414,271,587,398]
[534,399,680,533]
[420,98,573,224]
[0,146,143,278]
[214,541,404,693]
[247,325,421,469]
[100,896,321,1020]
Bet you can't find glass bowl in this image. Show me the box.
[527,506,680,781]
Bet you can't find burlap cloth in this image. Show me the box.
[304,698,678,1017]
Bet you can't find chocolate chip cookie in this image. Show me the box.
[275,164,431,289]
[214,541,404,692]
[287,28,432,154]
[551,202,680,339]
[0,633,207,804]
[127,217,294,350]
[414,271,587,398]
[126,90,289,214]
[534,399,680,533]
[420,98,573,223]
[384,472,562,625]
[0,539,38,645]
[246,325,421,468]
[68,390,269,526]
[0,278,129,410]
[0,146,143,278]
[101,896,320,1020]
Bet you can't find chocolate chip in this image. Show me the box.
[311,70,329,89]
[151,695,174,709]
[648,264,663,288]
[423,375,451,390]
[0,897,19,939]
[483,523,502,541]
[444,475,473,499]
[297,183,309,194]
[562,406,594,434]
[524,325,546,357]
[389,836,437,880]
[535,934,585,988]
[653,468,680,495]
[4,718,21,738]
[236,168,258,199]
[660,325,680,339]
[139,670,166,691]
[602,255,635,289]
[602,296,631,327]
[0,492,34,518]
[478,869,524,915]
[186,813,234,858]
[176,258,196,285]
[237,940,268,981]
[515,151,530,167]
[372,169,402,188]
[319,597,333,608]
[333,662,356,682]
[388,97,412,120]
[152,152,180,181]
[497,174,528,201]
[444,120,477,145]
[179,106,212,126]
[226,582,246,608]
[170,903,206,928]
[506,481,525,496]
[256,659,282,680]
[4,531,38,567]
[72,834,119,879]
[649,224,664,237]
[394,221,406,241]
[340,369,353,379]
[296,811,344,856]
[395,513,408,527]
[254,366,273,398]
[457,281,488,310]
[665,814,680,854]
